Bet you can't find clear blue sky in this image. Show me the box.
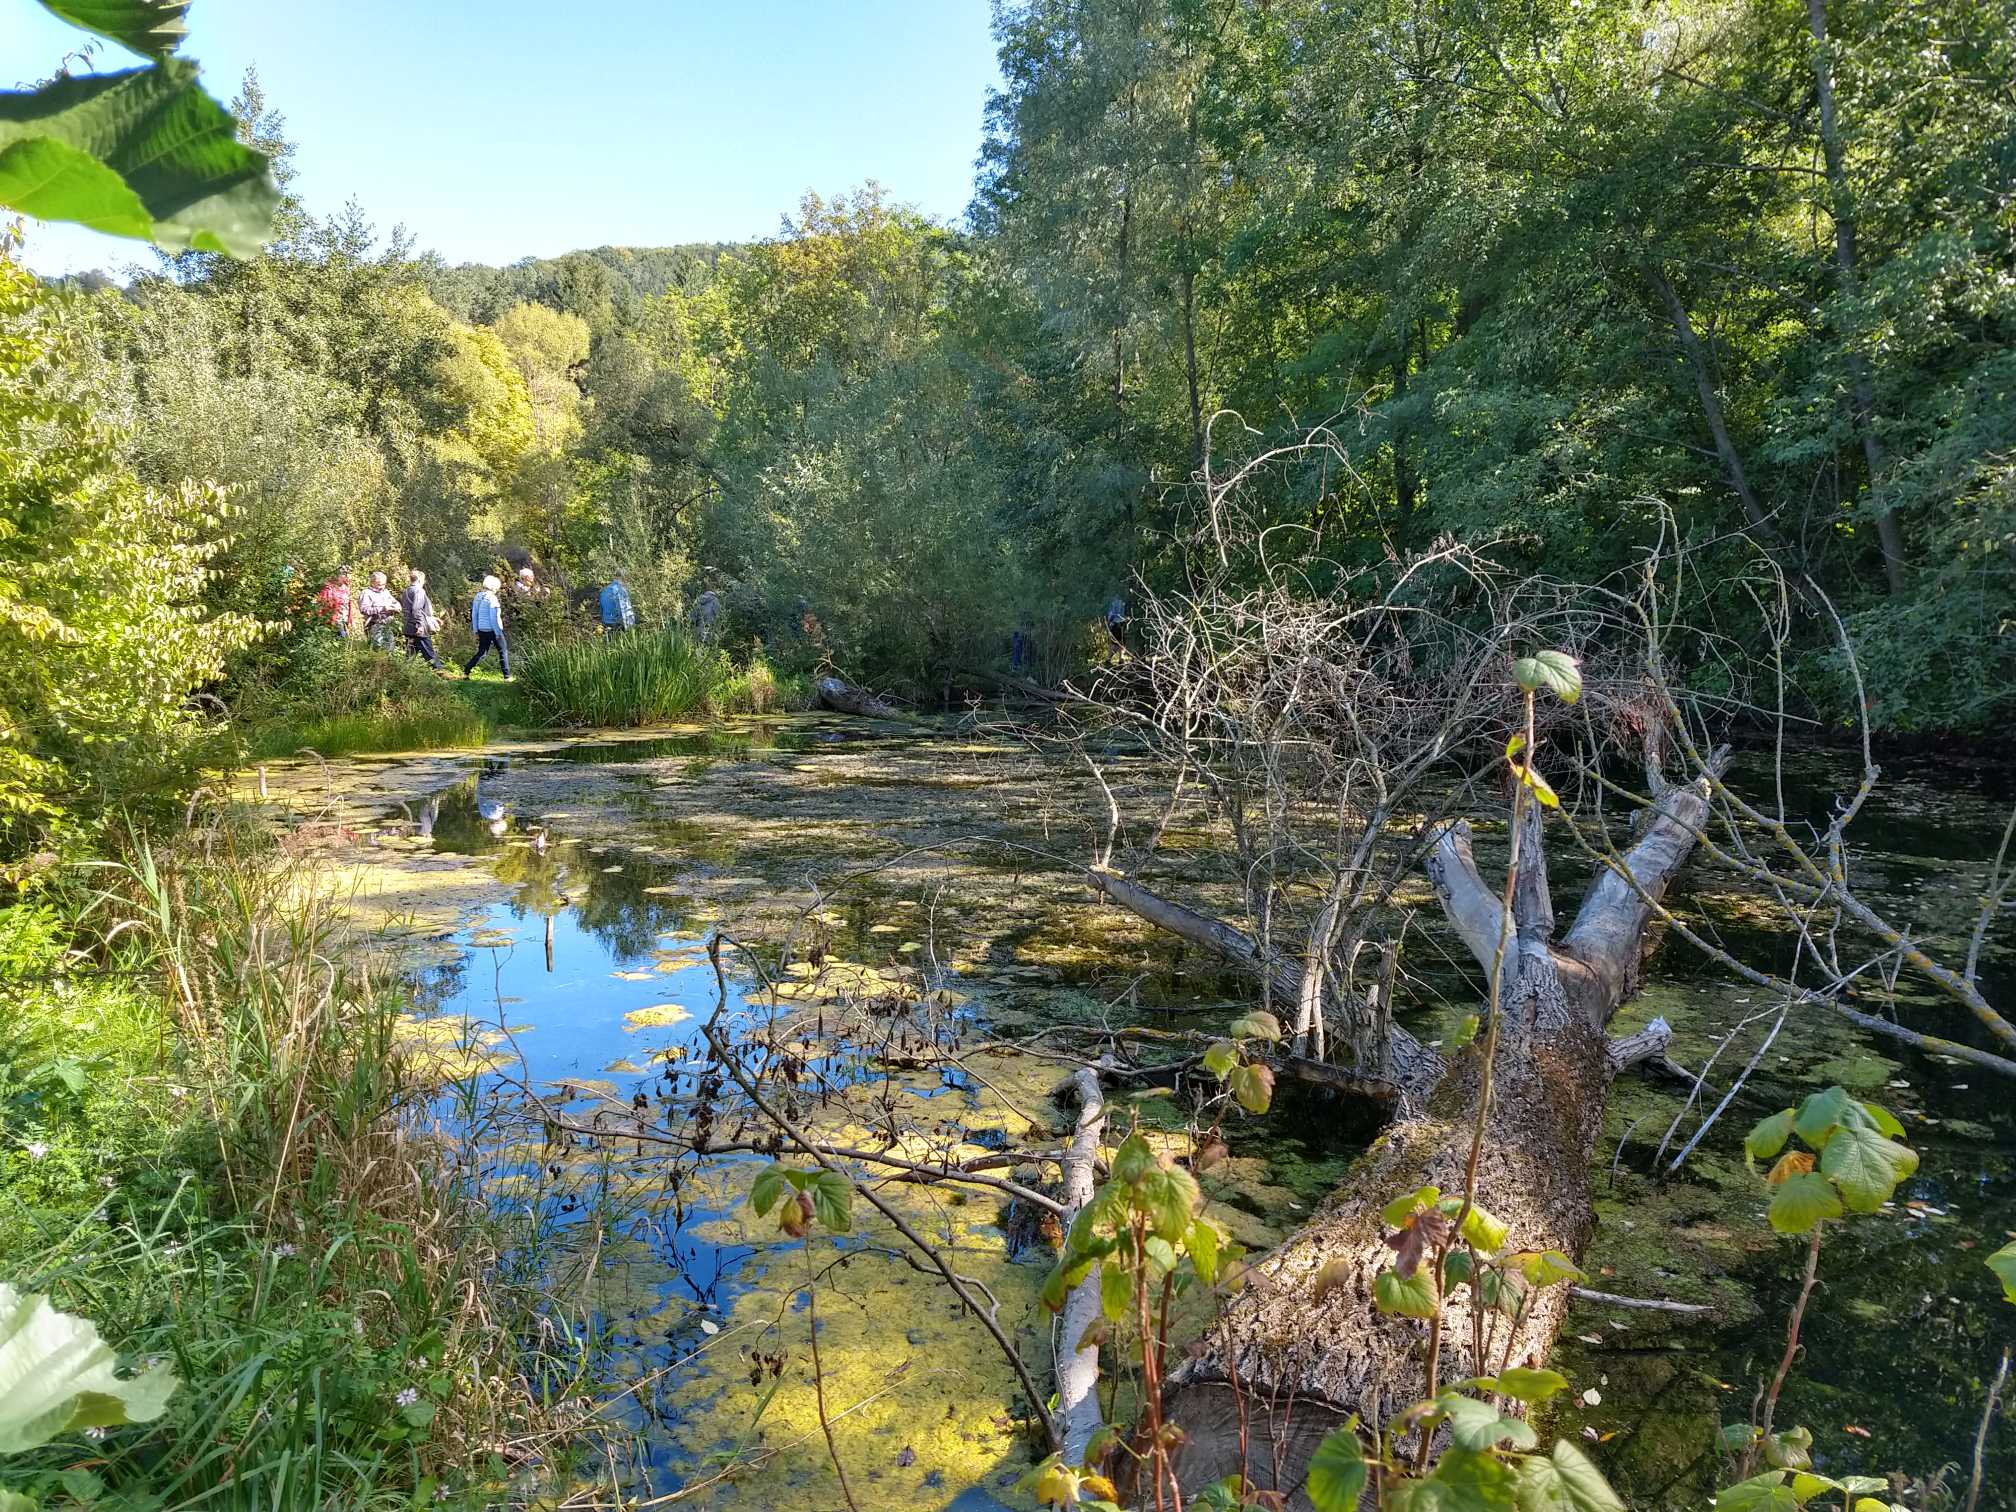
[1,0,1004,276]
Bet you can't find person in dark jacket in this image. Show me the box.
[400,570,443,670]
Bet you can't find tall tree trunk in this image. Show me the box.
[1087,765,1723,1500]
[1392,354,1416,519]
[1806,0,1907,594]
[1651,269,1784,551]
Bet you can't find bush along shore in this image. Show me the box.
[237,624,810,759]
[1,827,613,1509]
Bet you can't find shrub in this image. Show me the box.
[515,626,732,727]
[0,254,262,866]
[238,636,492,757]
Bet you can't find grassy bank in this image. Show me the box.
[239,637,500,759]
[238,630,809,759]
[0,832,598,1509]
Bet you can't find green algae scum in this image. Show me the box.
[247,721,2016,1507]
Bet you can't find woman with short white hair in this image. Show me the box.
[463,573,511,680]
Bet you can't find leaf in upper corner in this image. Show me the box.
[0,137,151,239]
[1985,1241,2016,1304]
[38,0,190,58]
[1767,1172,1841,1235]
[1512,650,1582,705]
[0,60,279,256]
[1305,1423,1368,1511]
[0,1284,177,1452]
[1513,1439,1625,1511]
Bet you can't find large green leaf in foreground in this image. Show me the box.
[37,0,191,59]
[0,58,277,256]
[0,1283,177,1452]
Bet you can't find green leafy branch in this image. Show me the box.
[0,0,279,257]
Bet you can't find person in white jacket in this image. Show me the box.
[463,575,511,680]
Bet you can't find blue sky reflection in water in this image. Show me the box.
[405,767,772,1481]
[394,758,1002,1495]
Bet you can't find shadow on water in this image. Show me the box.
[361,732,2016,1507]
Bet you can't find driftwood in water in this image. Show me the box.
[813,676,905,720]
[1055,1068,1107,1463]
[1082,757,1725,1500]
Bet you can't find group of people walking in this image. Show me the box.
[311,564,640,681]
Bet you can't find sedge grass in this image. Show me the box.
[516,627,736,727]
[0,826,610,1509]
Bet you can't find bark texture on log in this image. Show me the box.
[1160,770,1722,1502]
[1055,1069,1107,1463]
[813,676,906,720]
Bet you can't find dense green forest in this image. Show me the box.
[11,0,2007,826]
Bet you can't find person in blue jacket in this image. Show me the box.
[600,571,636,634]
[463,574,512,679]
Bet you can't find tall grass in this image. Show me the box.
[239,638,499,758]
[0,827,603,1508]
[516,627,803,727]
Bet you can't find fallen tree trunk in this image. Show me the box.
[1055,1068,1107,1463]
[814,676,907,720]
[1129,756,1726,1500]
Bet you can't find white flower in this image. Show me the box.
[394,1387,419,1408]
[273,1242,298,1259]
[98,1174,115,1188]
[24,1141,49,1161]
[352,1316,365,1336]
[83,1426,107,1440]
[414,1355,430,1368]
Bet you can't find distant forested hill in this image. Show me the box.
[422,243,733,324]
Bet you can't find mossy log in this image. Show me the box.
[1086,759,1725,1502]
[813,676,906,720]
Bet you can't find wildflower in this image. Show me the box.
[352,1316,365,1336]
[414,1355,430,1368]
[98,1174,115,1188]
[273,1242,298,1259]
[394,1387,419,1408]
[83,1426,107,1441]
[24,1141,48,1161]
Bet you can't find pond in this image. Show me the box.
[254,719,2016,1508]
